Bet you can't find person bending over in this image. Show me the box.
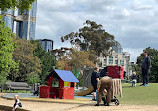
[95,76,112,106]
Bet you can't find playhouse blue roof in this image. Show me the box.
[54,69,79,83]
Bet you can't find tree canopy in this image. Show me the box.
[31,40,56,84]
[56,50,95,79]
[10,38,41,81]
[61,20,115,56]
[56,50,95,70]
[0,0,36,11]
[0,16,18,84]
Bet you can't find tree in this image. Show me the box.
[57,50,95,70]
[10,38,41,81]
[61,20,116,57]
[56,50,95,77]
[0,0,36,11]
[26,72,40,85]
[31,40,56,84]
[0,16,18,84]
[136,47,158,82]
[26,72,40,92]
[68,50,95,69]
[56,50,95,86]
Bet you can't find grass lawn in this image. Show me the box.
[116,83,158,105]
[1,90,31,93]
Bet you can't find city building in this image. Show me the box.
[1,9,14,31]
[51,47,72,60]
[98,42,132,78]
[51,44,81,60]
[0,1,37,40]
[39,39,54,52]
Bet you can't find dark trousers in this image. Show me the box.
[142,68,149,84]
[97,77,112,104]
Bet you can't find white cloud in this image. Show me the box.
[132,0,153,10]
[35,0,158,62]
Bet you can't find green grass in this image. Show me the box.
[115,83,158,105]
[1,90,31,93]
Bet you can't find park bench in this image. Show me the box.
[6,82,31,93]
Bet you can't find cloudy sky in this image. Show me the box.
[35,0,158,62]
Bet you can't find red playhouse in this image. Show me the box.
[107,66,124,79]
[39,69,79,99]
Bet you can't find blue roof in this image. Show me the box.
[54,69,79,83]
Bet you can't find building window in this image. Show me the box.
[120,60,122,65]
[115,60,118,65]
[104,59,106,63]
[109,57,113,64]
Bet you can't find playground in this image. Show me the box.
[1,83,158,111]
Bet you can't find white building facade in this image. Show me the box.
[98,42,132,78]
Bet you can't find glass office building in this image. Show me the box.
[1,1,37,40]
[112,41,123,53]
[1,9,14,31]
[16,1,37,40]
[40,39,54,52]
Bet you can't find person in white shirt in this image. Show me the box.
[12,95,22,111]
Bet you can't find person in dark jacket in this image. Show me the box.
[141,50,151,86]
[91,67,99,101]
[100,67,107,78]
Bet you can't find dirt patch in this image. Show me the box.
[1,93,158,111]
[64,103,158,111]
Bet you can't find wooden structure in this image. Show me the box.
[40,69,79,99]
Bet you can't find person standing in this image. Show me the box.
[91,67,99,101]
[131,72,137,87]
[141,50,151,86]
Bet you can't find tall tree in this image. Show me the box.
[31,40,56,84]
[0,0,36,11]
[136,47,158,82]
[56,50,95,77]
[68,50,95,69]
[0,16,18,84]
[10,38,41,81]
[56,50,95,86]
[61,20,115,56]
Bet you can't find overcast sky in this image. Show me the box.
[35,0,158,62]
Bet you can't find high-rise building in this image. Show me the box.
[16,1,37,40]
[39,39,54,52]
[0,1,37,40]
[1,9,14,31]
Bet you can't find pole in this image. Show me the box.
[27,9,31,40]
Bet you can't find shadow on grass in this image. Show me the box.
[122,86,133,88]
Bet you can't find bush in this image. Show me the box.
[26,72,40,84]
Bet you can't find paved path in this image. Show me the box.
[1,93,158,111]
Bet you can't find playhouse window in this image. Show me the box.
[70,82,74,87]
[52,78,59,87]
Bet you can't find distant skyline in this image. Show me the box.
[35,0,158,62]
